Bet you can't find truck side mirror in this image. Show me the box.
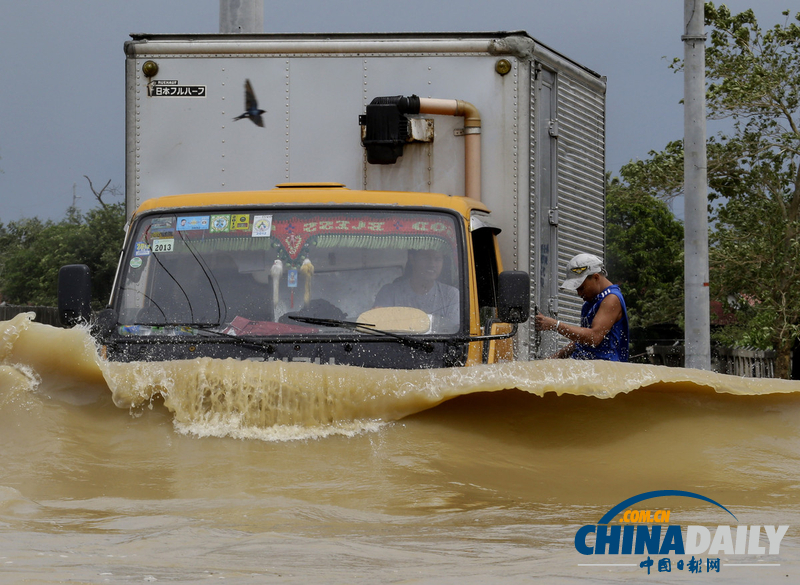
[58,264,92,327]
[497,270,530,324]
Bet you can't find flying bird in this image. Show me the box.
[233,79,265,127]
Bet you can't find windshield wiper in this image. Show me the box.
[288,316,434,353]
[187,323,291,352]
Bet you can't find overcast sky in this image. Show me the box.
[0,1,790,222]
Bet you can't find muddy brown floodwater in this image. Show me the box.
[1,312,799,583]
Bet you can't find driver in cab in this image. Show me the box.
[373,248,459,331]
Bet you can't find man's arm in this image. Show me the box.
[441,283,460,323]
[535,294,623,348]
[373,283,395,308]
[548,341,576,359]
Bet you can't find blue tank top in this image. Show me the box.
[571,284,629,362]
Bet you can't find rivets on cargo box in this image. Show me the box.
[142,60,159,77]
[495,59,512,76]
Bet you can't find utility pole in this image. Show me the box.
[683,0,711,370]
[219,0,263,34]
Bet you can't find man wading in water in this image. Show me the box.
[535,253,629,361]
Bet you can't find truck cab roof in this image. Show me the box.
[131,183,491,221]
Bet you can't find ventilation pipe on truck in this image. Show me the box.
[360,94,482,202]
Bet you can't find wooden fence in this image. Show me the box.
[0,305,62,327]
[714,346,777,378]
[646,344,778,378]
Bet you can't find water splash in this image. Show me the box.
[2,313,799,441]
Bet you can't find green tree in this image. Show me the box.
[606,172,684,330]
[647,3,800,377]
[0,217,49,303]
[702,3,800,378]
[0,201,125,309]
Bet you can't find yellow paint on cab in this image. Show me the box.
[132,184,490,222]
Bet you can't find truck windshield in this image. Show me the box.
[116,209,463,337]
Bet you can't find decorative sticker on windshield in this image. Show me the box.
[147,217,174,239]
[271,216,457,259]
[151,238,174,253]
[210,215,231,233]
[130,257,143,269]
[151,218,173,229]
[252,215,273,237]
[232,214,251,232]
[148,227,173,238]
[134,242,151,257]
[177,216,209,231]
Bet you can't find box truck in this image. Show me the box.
[59,31,606,367]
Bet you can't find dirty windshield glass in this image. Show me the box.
[116,210,463,337]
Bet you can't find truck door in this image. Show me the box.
[535,67,560,358]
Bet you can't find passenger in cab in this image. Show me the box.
[373,248,459,330]
[534,253,629,361]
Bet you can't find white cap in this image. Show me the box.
[560,253,605,290]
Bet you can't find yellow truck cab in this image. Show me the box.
[65,184,528,367]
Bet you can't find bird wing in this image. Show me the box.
[244,79,259,111]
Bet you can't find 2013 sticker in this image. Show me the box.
[152,238,174,253]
